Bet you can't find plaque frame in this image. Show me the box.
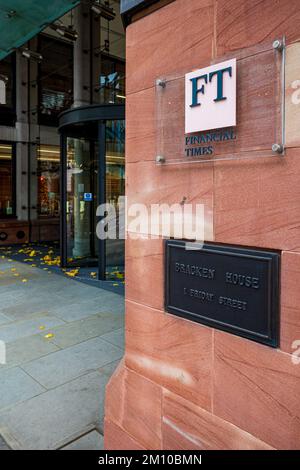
[165,240,280,347]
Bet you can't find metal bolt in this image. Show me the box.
[272,143,284,154]
[180,197,187,206]
[156,79,166,88]
[156,155,166,164]
[273,39,283,51]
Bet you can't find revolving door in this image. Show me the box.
[59,104,125,281]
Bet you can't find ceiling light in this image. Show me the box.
[21,49,43,63]
[6,10,17,19]
[50,24,78,41]
[91,2,116,21]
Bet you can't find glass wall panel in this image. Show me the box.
[99,54,125,105]
[0,144,14,217]
[38,34,73,126]
[106,119,125,277]
[37,145,60,218]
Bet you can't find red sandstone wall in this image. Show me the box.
[104,0,300,450]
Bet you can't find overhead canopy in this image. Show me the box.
[0,0,80,60]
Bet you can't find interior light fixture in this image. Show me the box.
[91,1,116,21]
[0,74,8,84]
[50,24,78,41]
[21,49,43,63]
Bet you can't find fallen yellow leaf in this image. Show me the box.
[65,269,79,277]
[44,333,54,339]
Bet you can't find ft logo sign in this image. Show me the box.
[185,59,237,134]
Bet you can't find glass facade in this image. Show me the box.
[0,143,15,218]
[0,2,127,265]
[0,53,15,126]
[38,35,73,126]
[106,120,125,271]
[99,54,125,105]
[37,145,60,218]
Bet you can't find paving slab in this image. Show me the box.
[49,295,124,322]
[98,360,121,378]
[101,328,124,350]
[52,284,107,301]
[47,314,124,349]
[1,295,66,319]
[0,371,108,450]
[0,367,45,410]
[96,300,124,316]
[0,290,29,310]
[22,336,123,389]
[0,314,12,327]
[61,430,104,450]
[0,435,9,450]
[0,315,65,343]
[1,334,60,370]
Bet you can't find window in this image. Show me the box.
[37,145,60,218]
[38,35,73,126]
[99,54,125,105]
[0,143,15,218]
[0,53,16,126]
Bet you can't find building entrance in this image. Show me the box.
[59,104,125,280]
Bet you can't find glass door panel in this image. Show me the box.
[66,136,98,266]
[105,120,125,279]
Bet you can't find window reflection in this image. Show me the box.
[0,144,14,217]
[38,35,73,125]
[99,54,125,105]
[0,53,15,126]
[37,146,60,218]
[106,120,125,272]
[66,137,98,263]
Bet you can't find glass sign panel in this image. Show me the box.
[155,40,285,165]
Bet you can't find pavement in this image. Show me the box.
[0,243,125,296]
[0,254,125,450]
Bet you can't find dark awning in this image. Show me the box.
[0,0,80,60]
